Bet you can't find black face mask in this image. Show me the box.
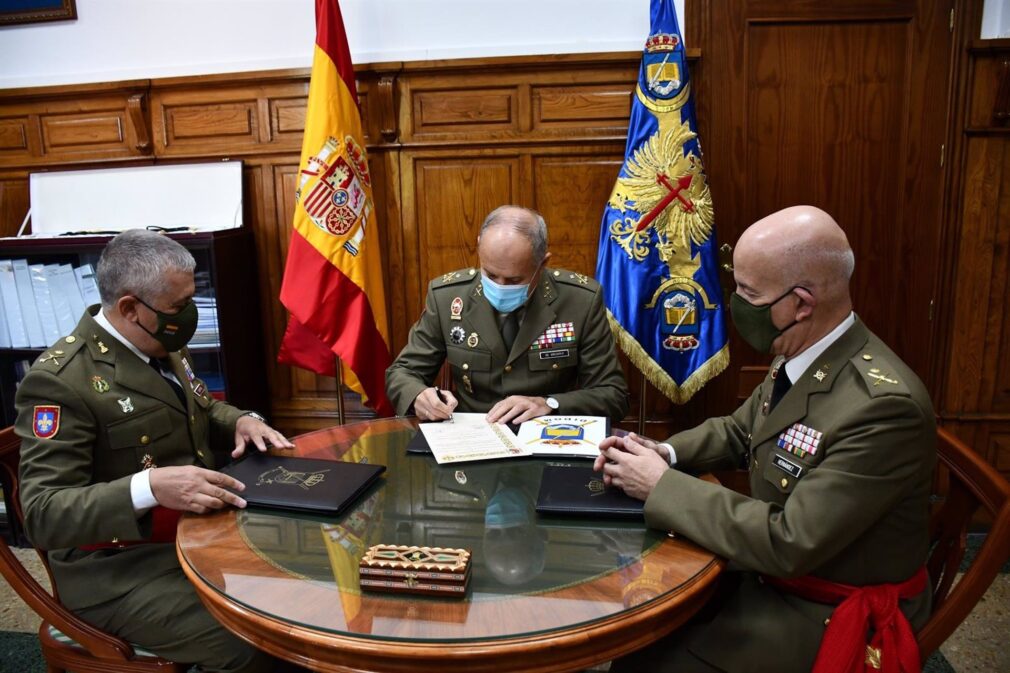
[729,286,804,353]
[135,297,198,352]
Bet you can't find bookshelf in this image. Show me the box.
[0,228,268,427]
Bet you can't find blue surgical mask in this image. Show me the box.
[481,274,530,314]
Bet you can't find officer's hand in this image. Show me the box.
[593,435,626,484]
[232,416,294,459]
[486,395,551,424]
[150,465,248,513]
[598,435,668,501]
[626,432,671,462]
[414,387,458,421]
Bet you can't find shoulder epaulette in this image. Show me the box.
[849,351,911,398]
[31,334,86,375]
[434,268,478,288]
[549,269,600,291]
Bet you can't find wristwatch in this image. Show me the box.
[545,397,560,412]
[242,411,267,423]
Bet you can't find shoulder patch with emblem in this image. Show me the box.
[850,353,911,398]
[550,268,601,291]
[32,405,60,439]
[435,268,477,288]
[32,335,86,375]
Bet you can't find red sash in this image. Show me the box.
[765,567,927,673]
[79,506,182,551]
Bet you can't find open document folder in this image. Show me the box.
[417,413,608,464]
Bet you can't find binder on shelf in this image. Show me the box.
[47,264,77,335]
[54,264,86,326]
[74,264,101,308]
[30,264,60,347]
[0,286,10,348]
[0,260,28,348]
[12,259,46,348]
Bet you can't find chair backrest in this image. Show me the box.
[918,427,1010,657]
[0,425,175,665]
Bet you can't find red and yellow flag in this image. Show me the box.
[278,0,393,416]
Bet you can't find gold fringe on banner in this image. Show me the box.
[607,311,729,404]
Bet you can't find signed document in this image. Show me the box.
[516,416,608,459]
[419,413,530,464]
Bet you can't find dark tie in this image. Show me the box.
[150,358,187,406]
[769,368,792,411]
[501,311,520,353]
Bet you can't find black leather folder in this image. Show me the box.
[220,453,385,515]
[535,465,644,520]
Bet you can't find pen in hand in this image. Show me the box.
[434,386,453,423]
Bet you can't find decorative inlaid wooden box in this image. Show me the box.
[359,544,471,598]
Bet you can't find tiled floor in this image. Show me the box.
[1,548,1008,672]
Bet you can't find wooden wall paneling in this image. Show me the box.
[150,77,309,157]
[0,175,28,237]
[0,85,151,166]
[943,137,1004,415]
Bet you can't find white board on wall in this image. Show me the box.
[27,162,243,237]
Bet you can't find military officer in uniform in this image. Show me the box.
[16,230,294,672]
[596,206,936,673]
[386,205,629,423]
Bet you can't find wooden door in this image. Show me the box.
[697,0,955,422]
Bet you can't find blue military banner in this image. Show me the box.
[595,0,728,403]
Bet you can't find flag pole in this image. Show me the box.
[637,375,647,436]
[335,356,346,426]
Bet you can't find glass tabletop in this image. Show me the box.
[177,418,720,644]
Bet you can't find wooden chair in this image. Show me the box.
[0,426,185,672]
[917,427,1010,658]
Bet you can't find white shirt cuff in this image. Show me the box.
[130,470,159,514]
[660,443,677,466]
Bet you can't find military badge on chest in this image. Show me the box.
[450,326,466,345]
[777,423,823,458]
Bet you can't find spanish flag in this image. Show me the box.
[278,0,394,416]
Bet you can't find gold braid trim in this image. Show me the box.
[607,310,729,404]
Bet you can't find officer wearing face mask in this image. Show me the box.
[15,229,294,673]
[594,206,936,673]
[386,205,629,423]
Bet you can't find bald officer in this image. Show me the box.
[386,205,629,423]
[16,230,293,672]
[597,206,936,673]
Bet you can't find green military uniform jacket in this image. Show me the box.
[645,318,935,672]
[15,307,245,611]
[385,267,629,420]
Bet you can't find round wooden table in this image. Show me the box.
[177,418,724,673]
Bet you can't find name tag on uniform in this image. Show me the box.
[539,349,570,360]
[772,454,803,479]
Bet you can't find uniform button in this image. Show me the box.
[552,363,559,370]
[862,354,873,361]
[462,363,469,371]
[190,415,195,423]
[111,537,119,544]
[468,268,476,275]
[140,435,150,445]
[780,478,789,488]
[65,336,76,344]
[197,450,205,458]
[553,270,560,277]
[504,365,512,373]
[824,618,831,626]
